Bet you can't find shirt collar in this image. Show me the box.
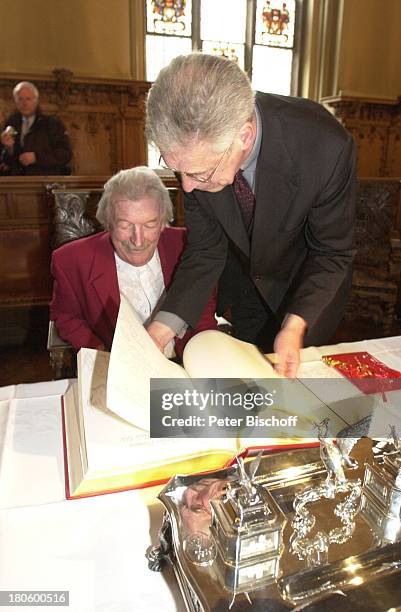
[22,115,35,127]
[240,105,262,190]
[114,247,160,274]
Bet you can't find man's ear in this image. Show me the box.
[238,116,256,152]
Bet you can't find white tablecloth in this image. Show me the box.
[0,380,185,612]
[0,336,400,611]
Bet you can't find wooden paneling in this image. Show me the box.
[0,176,110,308]
[344,178,401,334]
[322,95,401,177]
[0,70,150,175]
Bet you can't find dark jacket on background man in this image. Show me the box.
[0,109,72,175]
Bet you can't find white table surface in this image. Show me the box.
[0,379,186,612]
[0,336,400,611]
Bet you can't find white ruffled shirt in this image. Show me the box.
[114,249,175,357]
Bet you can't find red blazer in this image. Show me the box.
[50,227,217,357]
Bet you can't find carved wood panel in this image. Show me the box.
[0,69,150,175]
[344,178,401,335]
[322,95,401,177]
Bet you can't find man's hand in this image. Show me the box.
[273,314,307,378]
[19,152,36,166]
[1,128,15,151]
[147,320,176,353]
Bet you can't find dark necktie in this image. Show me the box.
[233,170,255,230]
[20,117,30,146]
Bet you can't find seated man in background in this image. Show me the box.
[0,81,72,175]
[50,166,217,358]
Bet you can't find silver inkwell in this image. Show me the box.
[209,452,286,593]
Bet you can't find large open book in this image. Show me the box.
[62,297,347,499]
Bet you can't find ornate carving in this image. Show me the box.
[51,191,101,249]
[127,81,150,109]
[86,113,99,136]
[345,179,401,335]
[354,180,401,271]
[49,344,76,380]
[323,95,401,177]
[344,293,396,334]
[109,114,119,173]
[52,68,73,109]
[0,70,151,175]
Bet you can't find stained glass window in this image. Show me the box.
[200,0,246,43]
[147,1,192,36]
[145,0,301,163]
[253,0,296,94]
[255,0,295,48]
[200,0,246,69]
[201,41,244,69]
[252,45,293,95]
[146,35,192,81]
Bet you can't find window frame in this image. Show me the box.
[145,0,306,96]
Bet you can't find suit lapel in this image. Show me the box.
[251,95,299,262]
[193,95,299,261]
[157,229,177,287]
[200,186,250,258]
[90,233,120,327]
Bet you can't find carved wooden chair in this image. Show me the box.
[48,188,104,378]
[344,178,401,334]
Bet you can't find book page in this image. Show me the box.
[69,357,236,484]
[106,295,188,430]
[182,330,348,443]
[183,330,278,378]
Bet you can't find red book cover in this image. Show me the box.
[322,351,401,395]
[61,395,318,500]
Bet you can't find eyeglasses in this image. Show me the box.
[158,142,231,184]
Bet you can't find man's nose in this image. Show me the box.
[180,175,200,193]
[131,225,144,246]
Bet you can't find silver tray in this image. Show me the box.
[148,439,401,611]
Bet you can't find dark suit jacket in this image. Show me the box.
[160,92,357,346]
[50,227,217,356]
[1,109,72,175]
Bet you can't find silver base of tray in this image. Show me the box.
[148,439,401,611]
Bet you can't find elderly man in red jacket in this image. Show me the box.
[50,167,217,358]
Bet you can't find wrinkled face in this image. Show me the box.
[14,86,39,117]
[160,117,257,194]
[161,140,242,194]
[110,196,165,266]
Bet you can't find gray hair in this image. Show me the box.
[146,53,255,154]
[96,166,174,229]
[13,81,39,100]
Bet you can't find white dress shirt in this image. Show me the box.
[114,249,175,357]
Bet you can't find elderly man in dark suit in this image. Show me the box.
[145,53,356,377]
[0,81,72,175]
[50,167,217,358]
